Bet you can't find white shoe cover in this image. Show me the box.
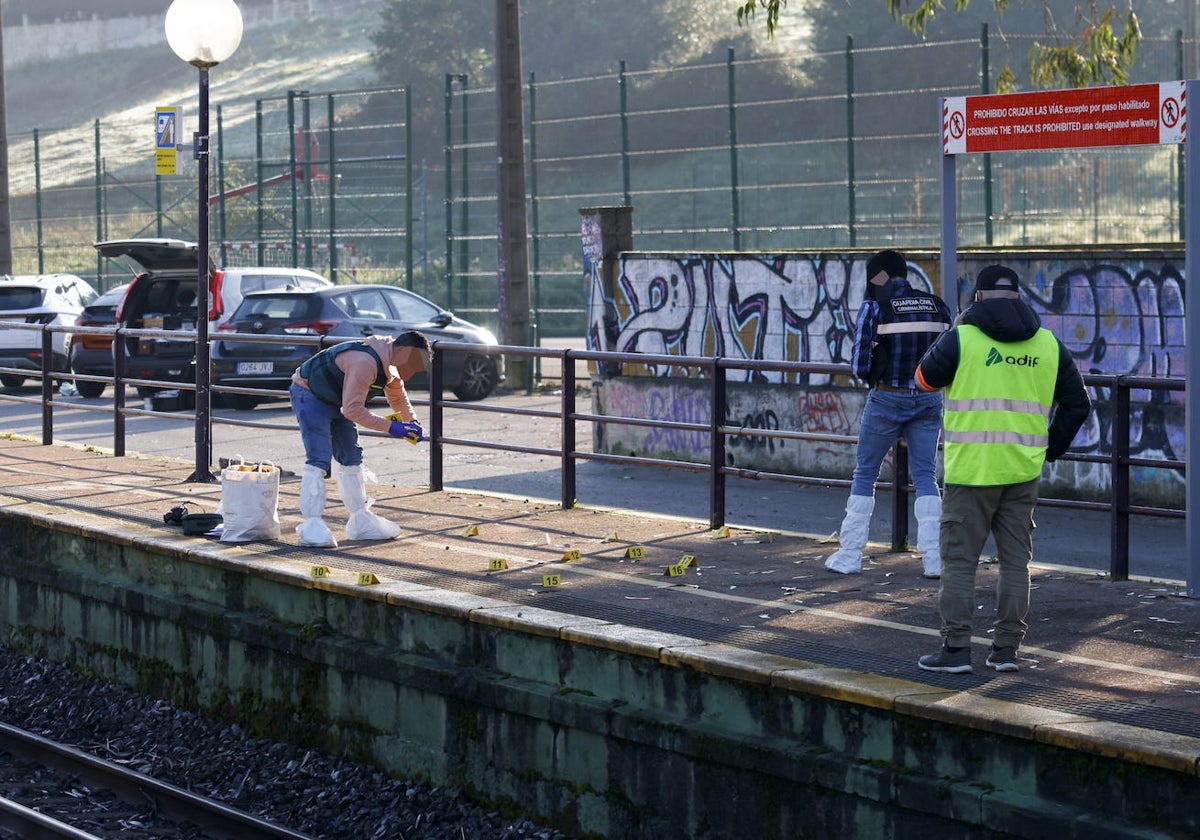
[297,518,338,547]
[824,494,875,575]
[338,464,401,541]
[915,495,942,579]
[296,465,337,548]
[825,546,864,575]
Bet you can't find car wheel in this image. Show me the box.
[0,374,25,389]
[452,354,498,401]
[76,380,106,399]
[224,394,263,411]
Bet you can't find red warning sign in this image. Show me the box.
[943,82,1185,154]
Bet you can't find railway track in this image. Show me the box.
[0,721,312,839]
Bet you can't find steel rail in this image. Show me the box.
[0,721,313,840]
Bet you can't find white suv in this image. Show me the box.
[93,239,331,392]
[0,273,97,388]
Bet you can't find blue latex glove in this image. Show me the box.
[387,417,424,444]
[401,420,425,444]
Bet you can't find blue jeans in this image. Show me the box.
[290,382,362,473]
[850,388,943,497]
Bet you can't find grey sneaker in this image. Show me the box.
[985,646,1019,672]
[918,644,973,674]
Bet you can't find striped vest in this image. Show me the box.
[943,325,1060,486]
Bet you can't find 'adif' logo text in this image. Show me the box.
[986,347,1040,367]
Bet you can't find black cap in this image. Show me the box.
[866,249,907,282]
[974,264,1020,294]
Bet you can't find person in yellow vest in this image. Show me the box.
[913,265,1090,674]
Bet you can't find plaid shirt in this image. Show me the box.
[851,278,951,388]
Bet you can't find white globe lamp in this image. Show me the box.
[165,0,243,482]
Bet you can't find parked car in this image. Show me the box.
[212,284,505,409]
[93,238,332,393]
[0,273,97,389]
[67,282,130,398]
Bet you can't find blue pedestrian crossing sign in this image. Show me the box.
[155,106,182,175]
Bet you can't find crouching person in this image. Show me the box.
[288,331,431,547]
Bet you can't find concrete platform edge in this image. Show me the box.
[0,504,1195,839]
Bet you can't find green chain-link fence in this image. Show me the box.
[6,29,1194,340]
[443,29,1191,338]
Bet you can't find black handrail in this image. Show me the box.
[0,322,1186,584]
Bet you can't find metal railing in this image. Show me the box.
[0,324,1185,588]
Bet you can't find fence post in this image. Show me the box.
[1177,29,1186,242]
[94,120,102,279]
[429,347,444,491]
[890,439,910,551]
[327,94,339,283]
[288,90,299,265]
[528,71,543,379]
[113,326,126,458]
[619,61,631,207]
[216,104,226,264]
[845,37,856,246]
[710,358,727,530]
[727,47,741,251]
[156,174,164,239]
[444,74,455,307]
[982,24,994,245]
[255,100,265,266]
[405,85,414,290]
[301,93,314,270]
[561,350,576,509]
[33,128,43,275]
[1110,377,1131,580]
[459,75,469,309]
[40,328,53,445]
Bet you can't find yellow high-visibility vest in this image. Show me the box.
[943,325,1060,486]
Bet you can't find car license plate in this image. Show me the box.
[237,361,273,375]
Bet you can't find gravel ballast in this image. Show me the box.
[0,645,576,839]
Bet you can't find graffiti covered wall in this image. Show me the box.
[581,211,1183,505]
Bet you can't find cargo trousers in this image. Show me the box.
[937,477,1040,650]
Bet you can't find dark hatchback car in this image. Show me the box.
[67,282,129,398]
[93,238,332,398]
[212,284,505,409]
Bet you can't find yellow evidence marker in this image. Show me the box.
[664,554,696,577]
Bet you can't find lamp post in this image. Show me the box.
[165,0,243,483]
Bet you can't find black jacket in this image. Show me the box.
[916,298,1091,462]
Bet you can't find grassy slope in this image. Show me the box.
[5,5,383,180]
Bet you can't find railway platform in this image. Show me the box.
[1,435,1197,838]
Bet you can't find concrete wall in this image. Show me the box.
[1,506,1197,838]
[580,208,1185,507]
